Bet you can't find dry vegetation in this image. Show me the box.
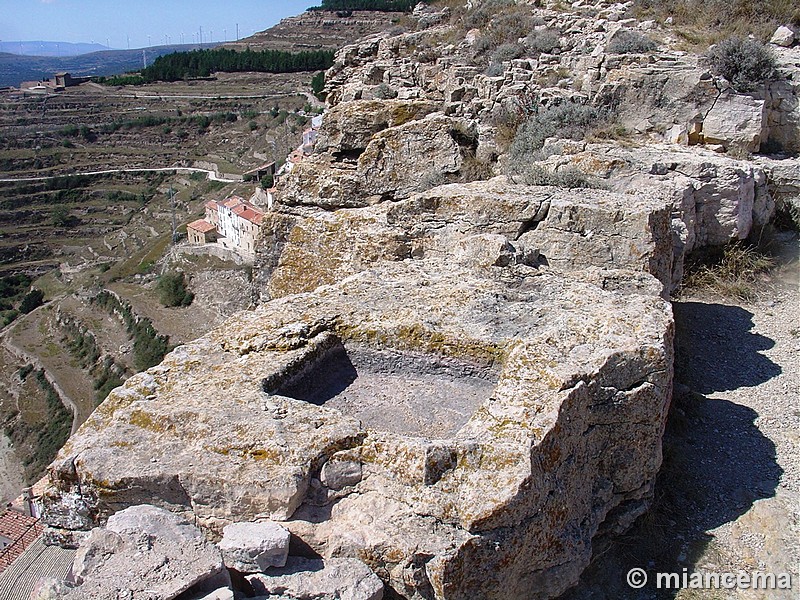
[681,240,777,301]
[632,0,800,45]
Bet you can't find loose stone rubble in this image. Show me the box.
[35,505,381,600]
[218,521,291,573]
[38,505,229,599]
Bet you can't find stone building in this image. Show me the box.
[189,195,264,258]
[186,219,217,244]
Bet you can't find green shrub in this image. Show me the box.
[608,30,658,54]
[17,364,34,380]
[260,174,274,189]
[485,61,505,76]
[156,272,194,307]
[59,124,79,137]
[19,288,44,314]
[311,71,326,101]
[490,42,525,63]
[50,206,73,227]
[92,356,126,405]
[525,29,561,54]
[509,102,601,161]
[0,274,31,299]
[1,309,19,328]
[92,290,171,370]
[521,165,599,188]
[706,37,778,91]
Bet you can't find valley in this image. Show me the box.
[0,34,335,505]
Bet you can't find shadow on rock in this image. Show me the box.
[557,301,783,600]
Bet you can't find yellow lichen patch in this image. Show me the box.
[204,444,282,464]
[128,409,171,434]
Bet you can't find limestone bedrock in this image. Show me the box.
[43,257,673,599]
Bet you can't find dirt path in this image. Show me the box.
[0,166,238,183]
[561,232,800,599]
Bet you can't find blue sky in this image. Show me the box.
[0,0,313,48]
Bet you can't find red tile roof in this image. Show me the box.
[187,219,216,233]
[0,510,38,540]
[0,510,42,572]
[204,200,219,210]
[236,207,264,225]
[222,196,246,209]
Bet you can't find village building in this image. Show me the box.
[188,195,264,258]
[276,113,324,178]
[243,161,276,183]
[186,219,217,244]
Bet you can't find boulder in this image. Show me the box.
[218,521,291,573]
[246,557,383,600]
[316,99,439,154]
[42,260,673,600]
[770,25,795,47]
[355,114,466,200]
[30,579,75,600]
[702,92,767,153]
[53,505,227,600]
[277,112,470,208]
[320,459,363,490]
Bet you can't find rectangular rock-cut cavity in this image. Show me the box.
[266,337,497,439]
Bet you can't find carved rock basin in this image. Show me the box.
[268,337,498,439]
[43,262,673,600]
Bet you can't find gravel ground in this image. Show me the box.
[561,232,800,600]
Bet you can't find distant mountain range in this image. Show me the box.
[0,44,221,88]
[0,41,111,57]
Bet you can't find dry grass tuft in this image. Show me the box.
[682,241,776,301]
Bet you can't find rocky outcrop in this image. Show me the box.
[528,142,776,287]
[36,1,796,599]
[316,99,440,154]
[259,177,674,299]
[279,113,473,208]
[42,258,674,599]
